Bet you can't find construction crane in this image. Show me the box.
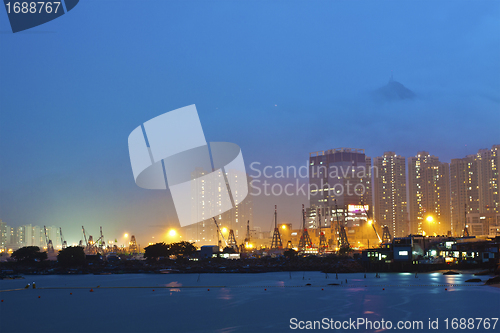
[60,227,67,249]
[361,204,382,243]
[43,226,54,253]
[270,205,282,249]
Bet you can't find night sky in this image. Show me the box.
[0,0,499,244]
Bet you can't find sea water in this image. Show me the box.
[1,272,499,332]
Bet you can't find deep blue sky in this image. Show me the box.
[1,1,499,245]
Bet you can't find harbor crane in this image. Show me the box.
[270,205,282,249]
[244,220,251,248]
[92,226,105,253]
[361,204,382,243]
[381,226,392,243]
[227,229,238,252]
[43,226,54,253]
[298,204,312,250]
[318,207,327,251]
[60,227,67,249]
[212,217,228,251]
[81,226,107,254]
[334,200,350,251]
[81,226,88,248]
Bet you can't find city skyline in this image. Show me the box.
[1,1,499,244]
[1,144,497,249]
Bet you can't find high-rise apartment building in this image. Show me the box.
[0,220,7,251]
[0,223,63,250]
[373,152,407,238]
[408,152,450,235]
[183,170,253,246]
[450,145,499,236]
[478,145,500,214]
[450,155,478,235]
[308,148,373,247]
[309,148,372,212]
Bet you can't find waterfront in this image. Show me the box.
[1,272,499,332]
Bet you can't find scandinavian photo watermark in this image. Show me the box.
[248,161,377,198]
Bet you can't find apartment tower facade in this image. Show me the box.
[408,152,450,235]
[373,152,407,238]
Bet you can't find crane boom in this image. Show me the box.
[362,205,382,243]
[60,227,67,249]
[82,226,88,246]
[212,217,227,247]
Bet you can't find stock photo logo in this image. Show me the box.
[3,0,79,33]
[128,105,248,227]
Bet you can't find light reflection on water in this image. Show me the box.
[218,287,233,300]
[165,281,182,287]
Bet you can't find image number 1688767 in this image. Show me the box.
[5,2,61,14]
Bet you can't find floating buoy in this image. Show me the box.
[90,289,94,292]
[152,289,155,291]
[321,288,324,291]
[264,289,267,291]
[207,289,210,291]
[445,288,447,291]
[382,288,385,290]
[1,300,3,302]
[38,296,41,298]
[70,293,72,295]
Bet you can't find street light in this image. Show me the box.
[425,215,437,235]
[168,229,177,237]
